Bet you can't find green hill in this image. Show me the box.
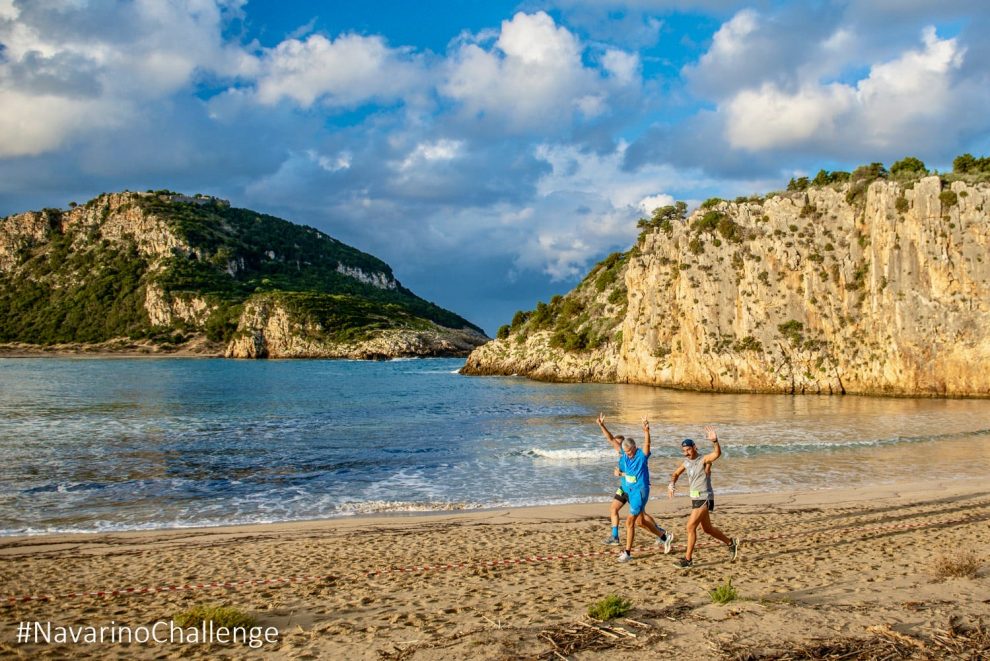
[0,191,485,356]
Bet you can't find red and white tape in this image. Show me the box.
[2,512,985,606]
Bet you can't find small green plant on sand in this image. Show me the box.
[174,604,257,629]
[932,552,982,580]
[588,595,632,621]
[709,578,739,604]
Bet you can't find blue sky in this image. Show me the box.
[2,1,989,335]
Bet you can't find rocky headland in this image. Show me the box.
[0,191,487,359]
[464,164,990,397]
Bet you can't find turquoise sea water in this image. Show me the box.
[1,357,988,535]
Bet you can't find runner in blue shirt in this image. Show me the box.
[597,413,669,562]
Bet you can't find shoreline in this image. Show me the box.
[2,478,987,658]
[1,476,978,542]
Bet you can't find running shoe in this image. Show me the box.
[727,537,740,561]
[617,550,632,563]
[603,535,621,545]
[663,531,675,555]
[676,557,692,568]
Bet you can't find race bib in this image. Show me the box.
[624,475,637,484]
[690,490,701,498]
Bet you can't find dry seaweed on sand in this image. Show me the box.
[532,619,665,660]
[718,617,989,661]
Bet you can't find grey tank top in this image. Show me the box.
[683,456,713,499]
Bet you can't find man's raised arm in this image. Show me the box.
[597,413,622,453]
[702,425,722,464]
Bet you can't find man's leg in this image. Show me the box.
[624,512,637,551]
[698,508,731,544]
[639,511,665,538]
[684,506,704,561]
[605,498,623,543]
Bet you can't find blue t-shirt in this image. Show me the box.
[618,449,650,493]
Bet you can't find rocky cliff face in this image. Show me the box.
[464,176,990,396]
[225,295,488,359]
[1,191,486,358]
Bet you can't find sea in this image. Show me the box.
[1,357,988,536]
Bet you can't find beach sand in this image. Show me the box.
[0,479,987,659]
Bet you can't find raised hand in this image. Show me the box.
[704,425,718,442]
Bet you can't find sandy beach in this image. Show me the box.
[0,478,987,659]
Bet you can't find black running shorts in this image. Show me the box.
[691,498,715,511]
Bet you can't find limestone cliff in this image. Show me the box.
[0,191,486,358]
[464,175,990,396]
[225,293,487,359]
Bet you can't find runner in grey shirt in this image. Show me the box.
[667,425,739,568]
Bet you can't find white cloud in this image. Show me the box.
[441,11,635,132]
[0,0,256,156]
[723,26,969,152]
[0,0,17,20]
[0,90,123,157]
[254,33,424,108]
[705,9,758,62]
[639,193,675,214]
[602,49,640,85]
[398,139,463,170]
[725,83,854,151]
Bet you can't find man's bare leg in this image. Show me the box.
[699,508,731,544]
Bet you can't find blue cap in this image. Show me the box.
[681,438,695,447]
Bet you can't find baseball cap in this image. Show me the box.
[680,438,696,447]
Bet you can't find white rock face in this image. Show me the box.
[224,296,487,359]
[144,285,214,327]
[465,177,990,396]
[335,264,398,290]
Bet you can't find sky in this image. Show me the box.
[1,1,989,335]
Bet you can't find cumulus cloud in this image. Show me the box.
[0,0,255,157]
[683,6,846,98]
[723,27,969,153]
[253,33,426,108]
[441,12,638,133]
[639,193,675,213]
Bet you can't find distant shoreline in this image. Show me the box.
[0,341,223,359]
[0,342,474,360]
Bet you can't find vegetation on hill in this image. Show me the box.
[498,250,629,352]
[0,192,481,346]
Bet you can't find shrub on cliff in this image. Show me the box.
[845,162,889,206]
[637,201,687,241]
[890,156,929,179]
[952,153,990,175]
[812,169,850,187]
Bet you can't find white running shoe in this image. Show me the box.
[617,550,632,563]
[663,531,675,555]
